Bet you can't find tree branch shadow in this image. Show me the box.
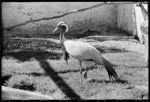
[36,56,81,99]
[2,49,81,99]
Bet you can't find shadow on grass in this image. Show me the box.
[86,36,139,43]
[49,29,100,39]
[9,72,46,77]
[88,79,128,84]
[36,56,81,99]
[57,65,98,74]
[2,45,129,63]
[2,37,63,62]
[3,51,81,99]
[1,75,12,85]
[3,37,61,51]
[67,29,100,39]
[118,65,148,69]
[95,45,129,54]
[13,81,36,91]
[2,50,62,62]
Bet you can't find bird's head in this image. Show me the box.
[53,21,68,34]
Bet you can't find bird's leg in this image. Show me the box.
[83,63,96,79]
[79,61,83,85]
[83,70,88,79]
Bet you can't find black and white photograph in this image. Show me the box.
[1,2,148,100]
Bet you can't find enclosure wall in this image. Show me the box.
[2,2,117,36]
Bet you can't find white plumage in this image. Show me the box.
[64,40,102,62]
[53,22,120,85]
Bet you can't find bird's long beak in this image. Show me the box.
[53,27,58,33]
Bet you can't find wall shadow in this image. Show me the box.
[3,37,61,51]
[2,45,129,62]
[95,45,129,54]
[2,37,63,62]
[2,50,62,62]
[85,36,139,43]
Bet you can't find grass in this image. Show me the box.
[2,29,148,99]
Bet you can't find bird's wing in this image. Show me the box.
[63,40,102,62]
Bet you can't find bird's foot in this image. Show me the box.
[83,71,88,79]
[90,63,97,68]
[83,64,96,79]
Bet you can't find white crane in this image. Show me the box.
[53,22,121,85]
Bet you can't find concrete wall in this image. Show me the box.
[2,2,117,36]
[117,4,136,35]
[134,4,148,43]
[2,2,148,38]
[117,4,148,38]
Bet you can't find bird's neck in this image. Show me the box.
[59,31,66,45]
[139,5,148,20]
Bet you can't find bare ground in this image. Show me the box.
[2,29,148,99]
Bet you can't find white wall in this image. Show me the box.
[2,2,148,38]
[2,2,117,36]
[117,4,148,43]
[117,4,136,35]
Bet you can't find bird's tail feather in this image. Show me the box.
[102,57,120,81]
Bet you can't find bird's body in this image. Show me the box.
[64,40,102,62]
[53,22,120,85]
